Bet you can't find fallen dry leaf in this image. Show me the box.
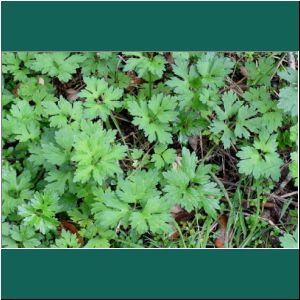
[127,71,142,88]
[240,66,249,78]
[169,205,194,240]
[170,205,194,222]
[12,83,21,97]
[214,214,228,248]
[169,224,179,240]
[58,220,84,246]
[188,136,199,151]
[65,88,80,101]
[165,52,175,65]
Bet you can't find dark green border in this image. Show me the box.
[1,249,299,299]
[1,1,299,51]
[1,1,299,299]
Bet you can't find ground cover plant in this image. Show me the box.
[1,51,298,248]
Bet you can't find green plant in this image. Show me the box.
[79,76,123,121]
[52,230,81,248]
[2,51,298,248]
[279,227,298,248]
[151,144,176,169]
[245,56,276,86]
[18,192,60,234]
[92,170,173,236]
[30,52,85,82]
[2,163,34,216]
[4,100,41,142]
[243,87,282,133]
[128,93,178,144]
[237,133,283,181]
[211,91,260,149]
[277,67,298,116]
[163,148,221,217]
[2,223,41,248]
[123,52,167,79]
[42,97,83,128]
[71,121,127,184]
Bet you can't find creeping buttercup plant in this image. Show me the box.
[1,52,298,248]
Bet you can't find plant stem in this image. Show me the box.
[105,118,111,129]
[173,221,187,248]
[209,171,234,210]
[110,114,126,147]
[200,216,212,248]
[32,169,45,187]
[201,144,218,163]
[270,53,287,80]
[110,113,132,161]
[148,71,153,98]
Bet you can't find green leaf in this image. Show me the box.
[18,77,57,115]
[68,203,92,228]
[151,144,176,169]
[92,170,172,236]
[80,52,119,77]
[2,223,19,248]
[2,52,33,82]
[243,87,274,113]
[278,67,298,85]
[279,228,298,248]
[245,56,275,86]
[46,127,74,162]
[163,148,221,216]
[128,94,178,144]
[130,212,148,235]
[277,87,298,117]
[44,168,73,195]
[142,197,172,234]
[72,121,127,184]
[2,164,34,216]
[5,100,40,142]
[30,52,85,82]
[175,111,206,144]
[92,190,130,229]
[84,238,110,248]
[79,77,123,121]
[52,230,81,248]
[131,149,144,160]
[42,97,83,128]
[166,55,196,109]
[18,192,60,234]
[243,87,282,132]
[197,53,234,88]
[117,170,160,205]
[290,151,298,187]
[10,224,41,248]
[211,91,260,148]
[237,133,283,181]
[123,53,166,79]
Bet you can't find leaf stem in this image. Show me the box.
[201,144,218,163]
[209,171,234,210]
[173,221,187,248]
[105,118,112,129]
[32,169,45,187]
[148,71,153,98]
[110,113,132,160]
[270,53,287,80]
